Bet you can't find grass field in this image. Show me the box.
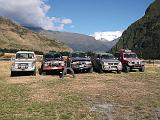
[0,61,160,120]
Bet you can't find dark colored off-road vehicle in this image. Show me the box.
[39,52,65,75]
[69,52,93,73]
[91,52,122,73]
[115,49,145,73]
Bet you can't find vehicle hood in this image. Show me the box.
[102,59,120,63]
[14,59,35,63]
[44,58,63,62]
[124,58,143,61]
[71,57,91,62]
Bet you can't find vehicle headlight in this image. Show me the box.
[72,61,79,65]
[28,63,32,67]
[103,62,108,66]
[59,61,65,66]
[44,62,50,67]
[118,62,122,66]
[85,61,92,65]
[12,63,18,68]
[141,61,144,65]
[128,61,132,65]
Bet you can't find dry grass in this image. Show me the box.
[0,61,160,120]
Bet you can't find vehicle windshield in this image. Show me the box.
[16,53,34,59]
[124,53,137,58]
[44,53,62,59]
[101,54,115,59]
[71,53,87,58]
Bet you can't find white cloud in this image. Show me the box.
[0,0,72,30]
[91,31,122,41]
[61,18,72,24]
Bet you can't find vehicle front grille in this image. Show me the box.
[18,63,28,69]
[108,63,118,65]
[132,61,140,65]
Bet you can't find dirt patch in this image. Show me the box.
[91,103,133,120]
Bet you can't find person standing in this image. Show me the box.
[59,56,75,79]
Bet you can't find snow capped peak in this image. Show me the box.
[92,31,122,41]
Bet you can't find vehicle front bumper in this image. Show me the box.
[129,64,144,69]
[42,66,64,71]
[11,66,35,72]
[71,64,92,71]
[102,65,122,71]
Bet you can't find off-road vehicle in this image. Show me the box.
[91,52,122,73]
[39,52,65,75]
[11,51,36,76]
[69,52,93,73]
[115,49,145,73]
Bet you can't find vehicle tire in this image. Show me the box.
[42,71,46,75]
[124,65,130,73]
[33,70,36,76]
[89,67,93,73]
[98,65,103,73]
[10,71,15,77]
[117,70,122,74]
[139,66,145,72]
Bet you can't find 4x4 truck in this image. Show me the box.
[115,49,145,73]
[69,52,93,73]
[39,52,65,75]
[11,51,36,76]
[91,52,122,73]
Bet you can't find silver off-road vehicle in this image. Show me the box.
[69,52,93,73]
[91,52,122,73]
[10,51,36,76]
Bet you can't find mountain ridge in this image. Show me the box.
[111,0,160,59]
[38,30,119,52]
[0,16,72,53]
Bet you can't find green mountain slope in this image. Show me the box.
[112,0,160,59]
[0,17,72,53]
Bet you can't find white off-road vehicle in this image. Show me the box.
[11,51,36,76]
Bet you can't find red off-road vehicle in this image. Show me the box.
[39,52,65,75]
[115,49,145,73]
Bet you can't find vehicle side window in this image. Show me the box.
[28,53,34,59]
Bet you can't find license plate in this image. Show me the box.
[110,66,117,70]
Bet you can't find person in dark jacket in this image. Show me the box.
[59,57,75,79]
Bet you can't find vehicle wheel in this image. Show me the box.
[33,70,36,76]
[89,67,93,73]
[139,66,145,72]
[117,70,122,74]
[124,65,130,73]
[42,71,46,75]
[98,65,103,73]
[10,71,15,77]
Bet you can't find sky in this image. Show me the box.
[0,0,153,40]
[47,0,153,34]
